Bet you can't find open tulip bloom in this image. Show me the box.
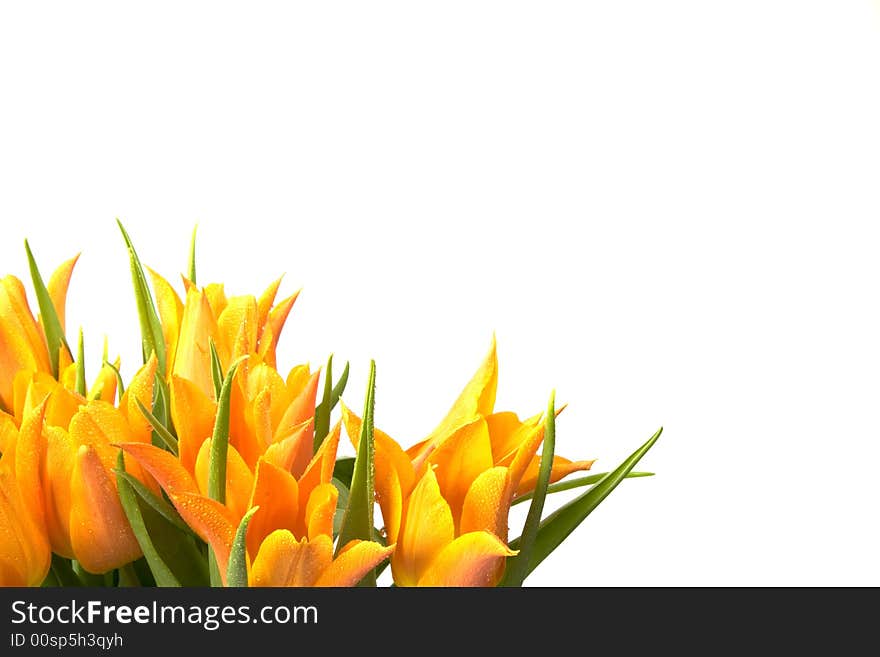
[0,223,660,588]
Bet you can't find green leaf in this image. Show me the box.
[188,224,198,285]
[512,471,655,506]
[331,477,350,537]
[332,457,356,489]
[508,427,662,581]
[315,356,349,428]
[115,451,182,587]
[335,360,376,587]
[49,555,81,587]
[102,359,126,397]
[501,391,557,587]
[117,219,167,376]
[314,355,333,452]
[135,398,179,456]
[226,506,259,587]
[207,358,243,586]
[24,239,70,377]
[75,328,86,396]
[117,563,140,587]
[113,467,192,536]
[209,338,223,400]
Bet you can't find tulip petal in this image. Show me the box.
[258,291,299,368]
[460,466,510,541]
[147,268,184,377]
[170,375,217,475]
[117,441,200,498]
[173,287,217,401]
[256,277,282,340]
[263,421,311,473]
[417,531,515,587]
[0,465,50,586]
[305,483,337,541]
[69,444,142,573]
[173,491,237,580]
[515,456,596,497]
[341,404,414,545]
[247,458,299,556]
[275,370,320,478]
[47,254,80,334]
[119,353,158,444]
[42,426,76,557]
[428,417,494,532]
[216,295,258,365]
[298,421,341,501]
[395,468,454,587]
[250,530,332,587]
[412,336,498,467]
[315,540,395,587]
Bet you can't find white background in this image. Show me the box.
[1,2,878,586]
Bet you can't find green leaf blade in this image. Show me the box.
[501,391,557,587]
[336,361,376,586]
[511,471,655,506]
[509,427,662,581]
[24,239,70,378]
[116,219,167,375]
[115,452,181,587]
[226,506,259,588]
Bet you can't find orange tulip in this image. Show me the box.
[341,338,593,586]
[119,419,390,586]
[1,357,159,575]
[0,254,80,411]
[0,402,50,586]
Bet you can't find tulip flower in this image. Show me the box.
[0,254,79,411]
[2,357,160,575]
[0,401,51,586]
[119,417,391,586]
[340,338,594,585]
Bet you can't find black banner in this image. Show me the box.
[0,587,871,652]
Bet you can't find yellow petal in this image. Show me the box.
[204,283,228,321]
[256,277,282,342]
[263,420,311,473]
[394,468,454,587]
[515,456,595,497]
[147,267,184,375]
[274,369,320,478]
[341,403,414,545]
[172,287,217,401]
[315,540,395,587]
[486,411,541,463]
[0,276,50,408]
[195,439,254,523]
[250,531,332,587]
[417,531,515,587]
[47,254,80,334]
[247,458,299,557]
[119,353,157,444]
[118,441,200,497]
[42,426,76,557]
[0,464,50,586]
[14,398,48,532]
[285,363,311,399]
[69,401,135,471]
[459,466,510,541]
[297,421,341,503]
[411,336,497,467]
[258,291,299,368]
[174,491,237,581]
[427,417,494,532]
[304,483,337,541]
[170,375,217,475]
[216,295,258,366]
[89,358,120,404]
[69,444,141,573]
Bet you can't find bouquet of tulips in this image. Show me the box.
[0,223,659,588]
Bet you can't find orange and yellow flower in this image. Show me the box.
[342,339,594,586]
